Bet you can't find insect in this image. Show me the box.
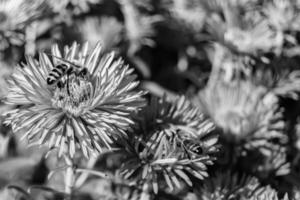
[46,54,88,94]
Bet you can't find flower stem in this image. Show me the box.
[64,155,76,200]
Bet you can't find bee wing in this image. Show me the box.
[45,53,81,69]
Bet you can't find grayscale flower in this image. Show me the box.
[206,8,280,55]
[0,0,45,50]
[196,172,261,200]
[118,96,217,194]
[4,42,145,158]
[254,146,290,177]
[196,172,289,200]
[252,68,300,100]
[169,0,206,33]
[206,44,252,82]
[263,0,300,32]
[223,19,280,55]
[118,0,162,56]
[48,0,102,15]
[201,0,259,12]
[196,80,286,154]
[247,186,289,200]
[77,17,123,54]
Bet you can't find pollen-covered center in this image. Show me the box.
[52,74,93,116]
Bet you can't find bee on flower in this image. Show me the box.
[116,96,217,196]
[4,42,146,158]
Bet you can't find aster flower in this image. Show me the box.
[195,80,286,154]
[247,186,289,200]
[254,146,290,177]
[223,19,280,55]
[195,171,289,200]
[47,0,102,15]
[4,42,146,158]
[77,17,123,54]
[116,95,217,195]
[133,96,217,155]
[195,172,261,200]
[252,67,300,100]
[206,7,280,56]
[263,0,300,32]
[206,44,252,82]
[118,0,162,56]
[0,0,46,50]
[262,0,300,54]
[168,0,206,33]
[200,0,259,12]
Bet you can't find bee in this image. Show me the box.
[46,54,88,94]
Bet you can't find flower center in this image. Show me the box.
[52,74,93,117]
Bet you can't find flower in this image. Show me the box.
[206,44,252,82]
[206,7,280,56]
[248,186,289,200]
[195,172,260,200]
[223,20,279,55]
[195,171,288,200]
[47,0,102,15]
[0,0,45,50]
[200,0,259,11]
[252,67,300,100]
[195,80,286,154]
[263,0,300,32]
[255,146,290,177]
[118,0,162,56]
[169,0,206,33]
[77,17,123,54]
[117,95,217,194]
[4,42,146,158]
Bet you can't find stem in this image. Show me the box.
[64,155,76,200]
[75,156,97,188]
